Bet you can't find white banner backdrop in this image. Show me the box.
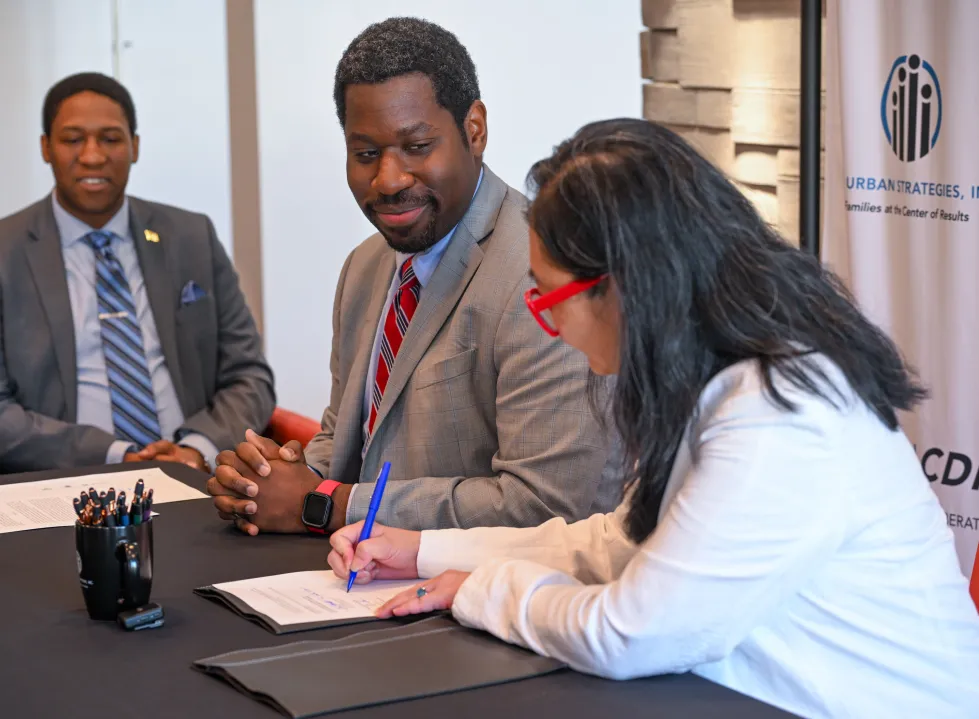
[823,0,979,576]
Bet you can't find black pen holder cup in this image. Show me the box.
[75,520,154,621]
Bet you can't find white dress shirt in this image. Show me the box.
[417,356,979,718]
[52,193,219,467]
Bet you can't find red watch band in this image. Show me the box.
[316,480,341,497]
[306,480,341,534]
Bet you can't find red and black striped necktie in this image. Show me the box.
[368,258,421,436]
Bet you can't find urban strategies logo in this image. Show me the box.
[881,53,942,162]
[844,51,977,224]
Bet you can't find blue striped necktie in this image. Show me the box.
[84,231,162,447]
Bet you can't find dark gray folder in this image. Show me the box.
[193,615,566,717]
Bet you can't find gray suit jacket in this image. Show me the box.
[0,196,275,474]
[305,166,621,530]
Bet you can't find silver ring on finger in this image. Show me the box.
[416,586,429,598]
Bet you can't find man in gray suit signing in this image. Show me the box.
[0,73,274,475]
[207,18,618,534]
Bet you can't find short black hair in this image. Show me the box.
[334,17,480,136]
[42,72,137,136]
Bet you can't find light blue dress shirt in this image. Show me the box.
[51,193,219,468]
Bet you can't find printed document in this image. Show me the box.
[0,467,206,534]
[211,571,420,625]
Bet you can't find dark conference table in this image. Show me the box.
[0,463,794,718]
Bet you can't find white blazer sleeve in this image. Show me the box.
[444,383,848,680]
[418,498,637,584]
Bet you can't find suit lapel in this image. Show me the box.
[128,199,187,410]
[25,200,78,420]
[363,166,508,455]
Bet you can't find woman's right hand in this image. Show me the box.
[327,521,422,585]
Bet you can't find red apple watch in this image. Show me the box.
[301,480,341,534]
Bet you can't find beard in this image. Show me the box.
[366,191,441,254]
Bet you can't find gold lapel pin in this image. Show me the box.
[144,229,160,243]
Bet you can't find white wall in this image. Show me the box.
[255,0,642,417]
[116,0,233,252]
[0,0,233,253]
[0,0,113,217]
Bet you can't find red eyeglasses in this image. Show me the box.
[524,275,608,337]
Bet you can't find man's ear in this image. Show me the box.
[465,101,488,160]
[40,134,52,165]
[132,134,140,164]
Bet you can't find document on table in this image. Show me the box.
[0,467,206,534]
[196,571,421,633]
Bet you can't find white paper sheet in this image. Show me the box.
[0,467,206,534]
[212,571,421,626]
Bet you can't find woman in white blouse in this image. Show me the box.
[327,119,979,718]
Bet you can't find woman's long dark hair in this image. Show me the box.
[527,119,927,544]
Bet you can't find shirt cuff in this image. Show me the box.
[177,432,220,472]
[418,528,473,577]
[344,484,360,524]
[106,440,136,465]
[451,558,579,644]
[451,559,509,633]
[346,480,376,523]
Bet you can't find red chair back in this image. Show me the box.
[265,407,320,448]
[971,545,979,612]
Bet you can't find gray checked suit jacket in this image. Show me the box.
[304,166,621,530]
[0,196,275,474]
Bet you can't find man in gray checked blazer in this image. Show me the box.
[0,73,274,476]
[207,18,619,534]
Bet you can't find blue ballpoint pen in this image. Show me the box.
[346,462,391,592]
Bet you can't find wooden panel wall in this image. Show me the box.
[640,0,825,244]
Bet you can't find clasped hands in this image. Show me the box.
[206,429,350,535]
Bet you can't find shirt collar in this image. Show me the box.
[394,167,484,288]
[51,191,131,248]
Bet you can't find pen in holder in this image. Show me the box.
[75,519,154,621]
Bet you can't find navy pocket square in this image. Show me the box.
[180,281,207,306]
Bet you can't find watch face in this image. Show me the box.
[302,492,333,529]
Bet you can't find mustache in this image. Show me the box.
[369,189,437,213]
